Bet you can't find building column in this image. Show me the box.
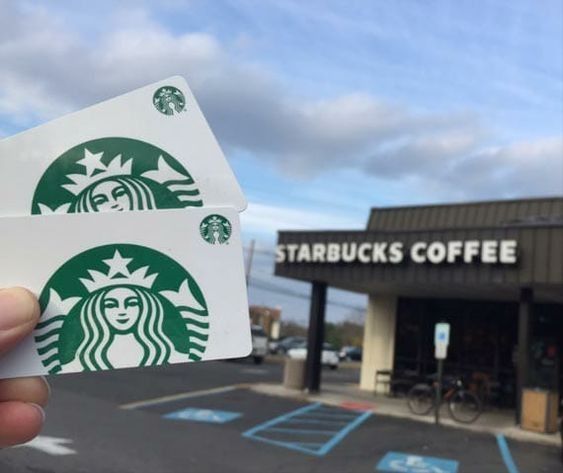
[305,281,327,393]
[360,294,398,392]
[516,287,533,424]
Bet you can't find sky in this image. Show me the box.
[0,0,561,323]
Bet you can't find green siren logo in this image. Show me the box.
[32,137,203,214]
[200,214,232,245]
[153,86,186,115]
[35,244,209,373]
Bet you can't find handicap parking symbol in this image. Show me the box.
[164,408,242,424]
[376,452,458,473]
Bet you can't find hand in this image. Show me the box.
[0,288,49,447]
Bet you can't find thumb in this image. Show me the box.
[0,288,40,357]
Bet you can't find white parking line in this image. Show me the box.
[241,368,268,375]
[120,384,246,410]
[18,436,77,456]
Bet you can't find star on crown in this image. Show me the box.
[62,149,133,196]
[79,250,158,293]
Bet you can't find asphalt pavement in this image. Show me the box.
[1,359,560,473]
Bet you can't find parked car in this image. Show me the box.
[276,336,307,354]
[339,346,362,361]
[250,325,268,364]
[287,342,339,370]
[268,338,282,354]
[268,336,293,354]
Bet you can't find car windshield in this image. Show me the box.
[251,326,266,337]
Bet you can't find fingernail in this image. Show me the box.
[0,289,37,331]
[41,376,52,400]
[28,403,46,423]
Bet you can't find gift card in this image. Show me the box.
[0,76,246,216]
[0,207,250,378]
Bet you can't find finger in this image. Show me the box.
[0,376,50,407]
[0,401,44,447]
[0,288,40,357]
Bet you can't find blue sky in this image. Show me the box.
[0,0,561,323]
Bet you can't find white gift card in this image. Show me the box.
[0,76,246,216]
[0,208,251,378]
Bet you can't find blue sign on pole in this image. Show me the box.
[164,408,242,424]
[434,323,450,345]
[376,452,459,473]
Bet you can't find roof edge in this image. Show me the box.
[369,195,563,213]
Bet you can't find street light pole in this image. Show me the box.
[245,239,255,285]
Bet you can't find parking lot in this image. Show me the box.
[1,360,560,473]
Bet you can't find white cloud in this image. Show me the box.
[450,136,563,198]
[241,201,363,238]
[0,2,560,200]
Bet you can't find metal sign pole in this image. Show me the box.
[435,358,443,425]
[433,322,450,426]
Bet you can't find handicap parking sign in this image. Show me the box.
[164,408,242,424]
[376,452,458,473]
[434,323,450,345]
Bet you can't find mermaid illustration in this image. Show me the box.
[153,87,185,115]
[200,215,231,244]
[34,248,209,373]
[35,145,203,214]
[70,176,157,213]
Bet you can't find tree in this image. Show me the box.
[324,320,363,349]
[280,321,307,338]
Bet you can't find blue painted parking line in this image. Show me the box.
[376,452,459,473]
[266,428,338,434]
[303,413,359,419]
[285,418,348,424]
[495,434,519,473]
[242,402,372,456]
[164,408,242,424]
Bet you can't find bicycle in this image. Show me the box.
[407,375,482,424]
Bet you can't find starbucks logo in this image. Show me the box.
[200,215,232,245]
[32,137,203,214]
[35,244,209,374]
[153,86,186,115]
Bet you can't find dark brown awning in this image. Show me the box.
[275,200,563,304]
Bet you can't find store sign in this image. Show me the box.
[276,240,517,265]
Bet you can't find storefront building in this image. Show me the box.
[275,197,563,419]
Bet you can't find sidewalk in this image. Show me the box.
[248,381,561,447]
